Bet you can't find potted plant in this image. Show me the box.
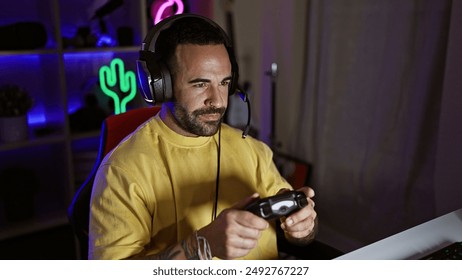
[0,84,34,142]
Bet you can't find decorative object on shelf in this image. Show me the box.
[62,26,98,49]
[117,26,134,46]
[151,0,185,25]
[0,167,39,223]
[69,93,108,132]
[0,84,33,143]
[99,58,137,115]
[92,0,124,47]
[0,22,47,50]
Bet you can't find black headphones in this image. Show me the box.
[136,14,239,104]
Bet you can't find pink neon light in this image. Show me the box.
[152,0,184,25]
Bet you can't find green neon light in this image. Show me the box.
[99,58,137,114]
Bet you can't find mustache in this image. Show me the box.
[193,107,226,116]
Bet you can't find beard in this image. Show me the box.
[172,103,226,136]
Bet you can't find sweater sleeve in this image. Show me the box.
[88,163,153,260]
[253,140,293,197]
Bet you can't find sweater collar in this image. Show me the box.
[153,114,216,147]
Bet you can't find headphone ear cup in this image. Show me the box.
[137,52,173,104]
[136,58,155,104]
[153,61,173,103]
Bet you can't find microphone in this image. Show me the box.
[236,87,251,139]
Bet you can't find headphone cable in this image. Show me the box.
[212,125,222,221]
[212,88,250,220]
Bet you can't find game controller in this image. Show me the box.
[245,190,308,220]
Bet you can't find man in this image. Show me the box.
[89,14,317,260]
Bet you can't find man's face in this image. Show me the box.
[166,44,232,137]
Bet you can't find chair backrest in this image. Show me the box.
[67,106,161,259]
[273,152,312,190]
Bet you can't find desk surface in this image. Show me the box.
[335,208,462,260]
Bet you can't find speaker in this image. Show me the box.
[136,14,239,104]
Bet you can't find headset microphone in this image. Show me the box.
[236,87,251,139]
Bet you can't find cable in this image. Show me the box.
[212,125,222,221]
[212,87,250,220]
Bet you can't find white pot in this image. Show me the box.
[0,115,29,143]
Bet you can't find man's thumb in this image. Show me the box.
[233,192,260,210]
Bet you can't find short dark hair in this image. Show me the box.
[156,17,230,76]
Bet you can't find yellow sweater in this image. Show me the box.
[89,114,290,259]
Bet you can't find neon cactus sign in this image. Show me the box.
[99,58,137,114]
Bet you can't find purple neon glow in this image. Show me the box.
[151,0,184,25]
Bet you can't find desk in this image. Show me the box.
[335,208,462,259]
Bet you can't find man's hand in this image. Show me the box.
[198,193,269,259]
[280,187,317,245]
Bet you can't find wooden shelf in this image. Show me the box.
[0,49,60,56]
[0,0,147,242]
[62,46,140,54]
[0,134,66,152]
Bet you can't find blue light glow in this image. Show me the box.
[27,103,47,126]
[97,35,116,48]
[63,52,115,60]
